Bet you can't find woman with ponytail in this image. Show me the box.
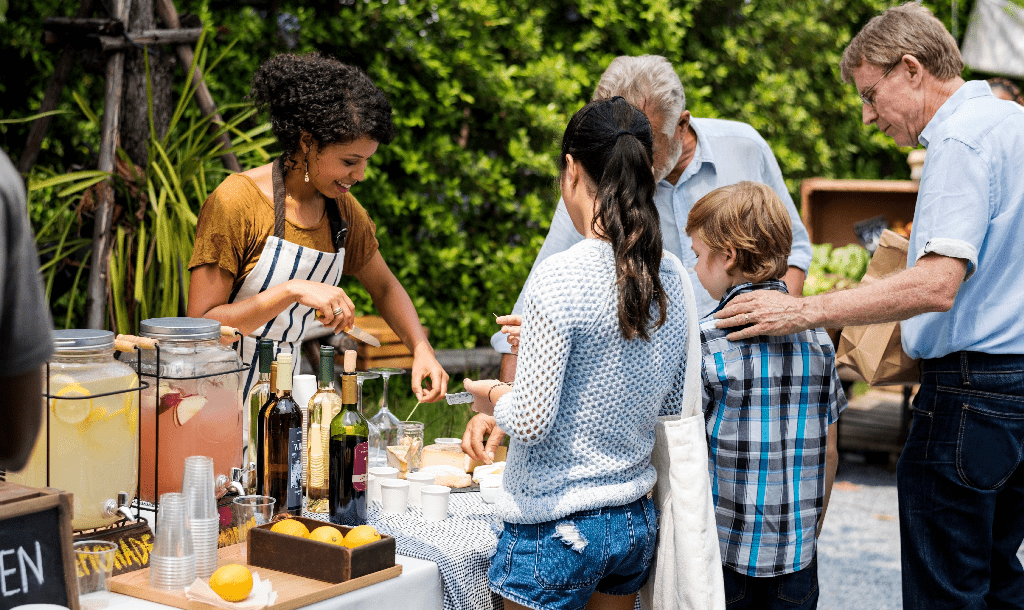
[463,97,695,610]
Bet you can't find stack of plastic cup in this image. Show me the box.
[182,455,219,579]
[150,492,196,589]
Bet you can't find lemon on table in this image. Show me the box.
[309,525,344,545]
[209,563,253,602]
[51,384,93,425]
[270,518,309,538]
[342,525,381,548]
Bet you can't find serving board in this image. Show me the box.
[109,543,402,610]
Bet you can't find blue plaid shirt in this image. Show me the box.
[700,280,846,577]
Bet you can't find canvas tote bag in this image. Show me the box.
[639,253,725,610]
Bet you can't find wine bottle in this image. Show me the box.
[264,354,302,514]
[245,339,274,493]
[329,350,369,525]
[255,360,278,496]
[307,345,342,514]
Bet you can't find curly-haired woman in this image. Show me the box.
[187,52,448,403]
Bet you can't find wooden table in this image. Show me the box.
[102,554,441,610]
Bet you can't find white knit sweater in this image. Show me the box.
[493,239,690,524]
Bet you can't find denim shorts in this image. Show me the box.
[489,495,658,610]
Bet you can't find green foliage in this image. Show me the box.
[15,32,274,332]
[0,0,983,348]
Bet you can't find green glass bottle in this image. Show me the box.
[329,350,369,525]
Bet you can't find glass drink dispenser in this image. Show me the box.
[7,330,140,530]
[124,317,245,502]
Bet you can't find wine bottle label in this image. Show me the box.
[288,427,303,509]
[354,441,368,491]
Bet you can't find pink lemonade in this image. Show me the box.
[140,376,243,502]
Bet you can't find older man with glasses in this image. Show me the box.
[462,54,813,463]
[717,3,1024,609]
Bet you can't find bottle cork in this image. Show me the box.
[343,350,357,373]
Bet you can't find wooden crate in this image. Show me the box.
[248,517,395,583]
[343,316,428,371]
[800,178,918,247]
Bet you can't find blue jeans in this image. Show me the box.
[722,558,819,610]
[897,351,1024,610]
[489,495,658,610]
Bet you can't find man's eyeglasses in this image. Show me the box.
[859,61,899,107]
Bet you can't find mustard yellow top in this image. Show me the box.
[188,174,379,293]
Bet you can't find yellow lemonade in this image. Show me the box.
[8,369,140,531]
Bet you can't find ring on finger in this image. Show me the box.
[332,307,344,316]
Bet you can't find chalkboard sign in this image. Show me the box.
[0,483,78,610]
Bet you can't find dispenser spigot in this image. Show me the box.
[103,492,136,523]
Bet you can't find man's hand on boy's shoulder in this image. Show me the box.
[715,290,817,340]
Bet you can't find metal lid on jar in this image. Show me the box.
[140,317,220,341]
[53,329,115,351]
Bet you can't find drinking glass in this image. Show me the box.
[357,372,383,466]
[399,421,425,473]
[231,495,276,553]
[368,368,405,468]
[75,540,117,608]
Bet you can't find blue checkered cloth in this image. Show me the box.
[700,280,846,577]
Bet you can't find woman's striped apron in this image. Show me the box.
[231,157,346,401]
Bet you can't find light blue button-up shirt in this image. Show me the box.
[492,117,813,353]
[902,81,1024,359]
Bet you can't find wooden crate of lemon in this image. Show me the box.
[248,517,395,583]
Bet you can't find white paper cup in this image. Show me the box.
[420,484,450,521]
[379,478,410,514]
[406,471,436,507]
[479,473,502,504]
[369,466,399,479]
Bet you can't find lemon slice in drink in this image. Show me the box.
[51,384,93,425]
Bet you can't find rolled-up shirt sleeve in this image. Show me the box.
[910,138,989,281]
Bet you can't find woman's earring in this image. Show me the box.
[304,157,310,183]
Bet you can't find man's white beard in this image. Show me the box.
[654,135,683,183]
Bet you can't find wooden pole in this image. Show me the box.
[85,0,130,330]
[97,28,203,52]
[155,0,241,173]
[16,0,94,175]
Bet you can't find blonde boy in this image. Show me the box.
[686,181,846,610]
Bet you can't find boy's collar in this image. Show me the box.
[710,279,789,315]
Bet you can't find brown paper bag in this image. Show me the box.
[835,230,920,385]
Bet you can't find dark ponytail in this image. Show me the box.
[559,97,667,341]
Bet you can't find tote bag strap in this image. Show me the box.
[664,251,703,420]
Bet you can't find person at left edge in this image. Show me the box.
[187,53,448,403]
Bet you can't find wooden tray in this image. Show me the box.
[109,544,402,610]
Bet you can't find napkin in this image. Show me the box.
[185,572,278,609]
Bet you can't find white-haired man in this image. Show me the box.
[463,54,812,461]
[717,4,1024,608]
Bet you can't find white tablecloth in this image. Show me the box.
[98,554,441,610]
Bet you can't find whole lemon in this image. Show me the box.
[209,564,253,602]
[309,525,344,545]
[342,525,381,548]
[269,518,309,538]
